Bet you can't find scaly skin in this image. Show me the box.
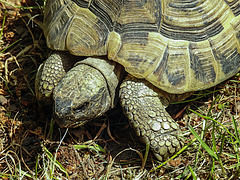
[119,75,185,161]
[36,53,122,127]
[53,57,123,127]
[36,54,188,160]
[35,52,78,103]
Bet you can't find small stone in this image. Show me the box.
[151,122,161,131]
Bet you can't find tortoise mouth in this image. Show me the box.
[56,116,89,128]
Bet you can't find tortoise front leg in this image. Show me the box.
[119,75,183,161]
[35,51,78,103]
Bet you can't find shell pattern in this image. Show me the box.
[43,0,240,94]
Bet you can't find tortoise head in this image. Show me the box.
[53,62,112,128]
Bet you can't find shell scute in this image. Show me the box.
[44,0,240,93]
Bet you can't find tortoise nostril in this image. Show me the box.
[73,102,89,113]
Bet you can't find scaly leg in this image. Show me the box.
[119,75,183,161]
[35,52,78,103]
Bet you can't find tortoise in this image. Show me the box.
[35,0,240,161]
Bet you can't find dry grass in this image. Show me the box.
[0,0,240,179]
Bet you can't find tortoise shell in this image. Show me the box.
[43,0,240,94]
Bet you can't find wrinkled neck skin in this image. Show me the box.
[54,57,124,128]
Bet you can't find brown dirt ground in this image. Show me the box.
[1,1,240,179]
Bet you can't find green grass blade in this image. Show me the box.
[171,90,220,104]
[0,0,41,9]
[74,144,105,153]
[188,165,197,180]
[189,125,218,160]
[142,141,150,170]
[189,109,236,139]
[0,10,6,40]
[43,146,69,177]
[227,162,240,169]
[232,116,240,146]
[0,39,22,53]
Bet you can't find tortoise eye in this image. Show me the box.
[72,102,89,113]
